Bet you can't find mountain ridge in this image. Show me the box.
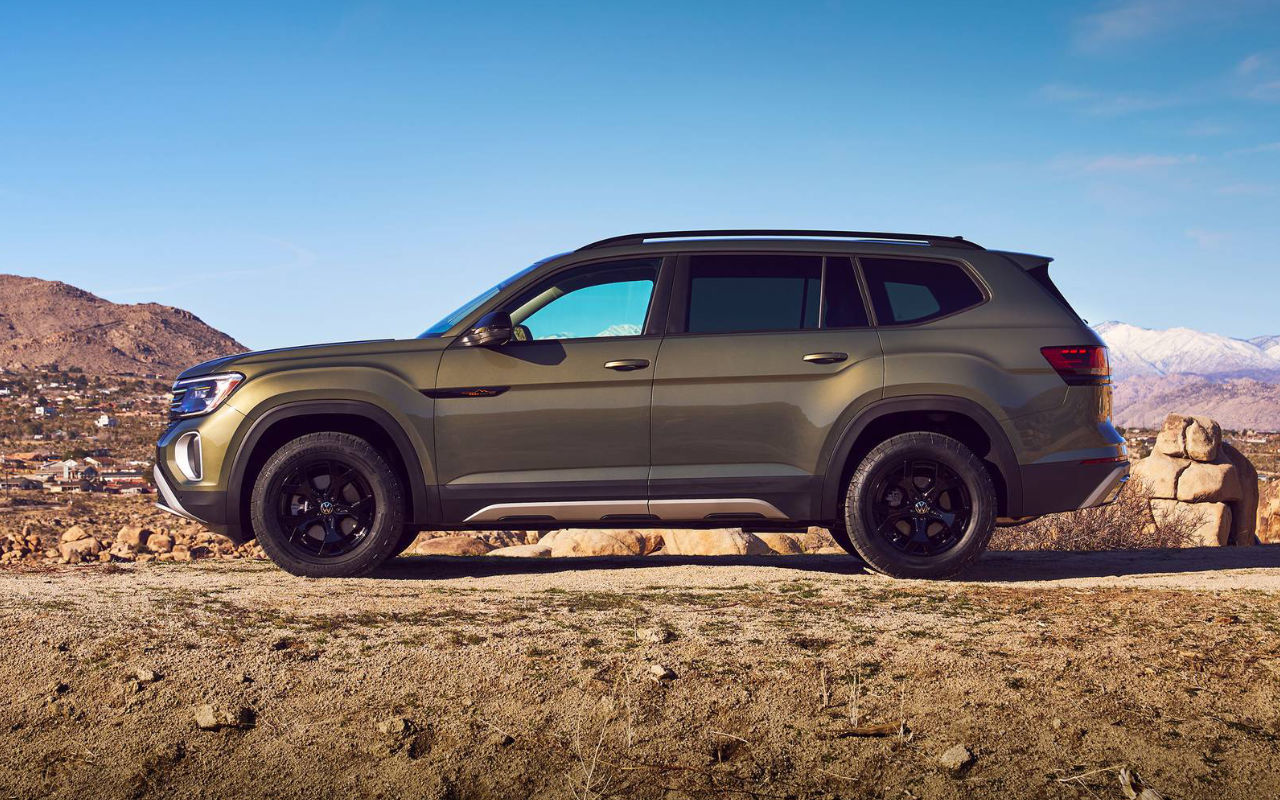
[0,274,245,376]
[1094,320,1280,430]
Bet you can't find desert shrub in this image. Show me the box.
[989,480,1203,551]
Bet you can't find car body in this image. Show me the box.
[155,229,1128,578]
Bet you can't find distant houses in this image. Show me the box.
[0,452,151,496]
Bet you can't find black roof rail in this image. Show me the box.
[578,229,984,251]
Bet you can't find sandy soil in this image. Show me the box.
[2,547,1279,799]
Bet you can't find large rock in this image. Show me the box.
[1176,461,1242,503]
[544,529,647,557]
[1221,443,1258,546]
[410,536,494,556]
[657,529,772,556]
[145,533,174,554]
[487,543,552,558]
[1154,414,1190,457]
[116,525,150,549]
[1184,416,1222,462]
[59,537,101,563]
[755,533,806,555]
[1152,499,1230,546]
[60,526,91,543]
[1129,452,1189,499]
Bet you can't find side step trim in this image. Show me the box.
[462,498,788,523]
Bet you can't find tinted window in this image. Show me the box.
[861,257,984,325]
[686,254,823,334]
[508,259,659,340]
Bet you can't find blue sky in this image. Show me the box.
[1,1,1279,349]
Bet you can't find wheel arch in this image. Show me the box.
[225,400,433,538]
[820,395,1022,520]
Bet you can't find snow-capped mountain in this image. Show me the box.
[1094,321,1280,381]
[1091,322,1280,429]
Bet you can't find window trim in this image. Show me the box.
[664,251,875,337]
[447,255,674,346]
[854,253,990,328]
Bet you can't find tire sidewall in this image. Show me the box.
[845,434,995,579]
[251,434,404,577]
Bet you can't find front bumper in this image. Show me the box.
[155,406,246,541]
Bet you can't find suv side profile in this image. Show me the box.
[155,229,1128,579]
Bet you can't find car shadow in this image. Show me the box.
[374,544,1280,582]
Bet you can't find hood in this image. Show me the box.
[176,338,447,380]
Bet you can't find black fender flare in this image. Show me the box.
[224,399,432,531]
[819,395,1024,519]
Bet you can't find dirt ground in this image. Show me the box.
[2,547,1279,799]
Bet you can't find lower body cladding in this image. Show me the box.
[1019,458,1130,516]
[152,462,235,538]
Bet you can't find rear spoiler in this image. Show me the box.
[994,251,1054,270]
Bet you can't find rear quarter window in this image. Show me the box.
[860,257,984,325]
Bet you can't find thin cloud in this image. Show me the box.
[1186,228,1231,248]
[1216,183,1276,195]
[1037,83,1178,115]
[1079,153,1200,172]
[1237,53,1268,75]
[1227,141,1280,155]
[1074,0,1267,51]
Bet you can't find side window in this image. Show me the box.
[686,254,822,334]
[508,258,659,340]
[860,257,984,325]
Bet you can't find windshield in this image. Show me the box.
[416,254,564,338]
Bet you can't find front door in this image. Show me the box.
[649,252,884,521]
[434,257,665,523]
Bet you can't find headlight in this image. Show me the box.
[169,373,244,419]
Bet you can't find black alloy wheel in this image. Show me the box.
[867,459,971,557]
[277,458,376,558]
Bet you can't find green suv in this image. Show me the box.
[155,230,1127,579]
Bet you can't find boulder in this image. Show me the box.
[1220,443,1258,546]
[59,537,101,563]
[1184,416,1222,462]
[1154,414,1190,458]
[1176,461,1242,503]
[1128,453,1189,499]
[410,536,494,556]
[546,529,647,557]
[60,526,91,544]
[116,525,150,549]
[1152,499,1230,546]
[487,543,552,558]
[656,529,772,556]
[755,533,806,555]
[171,545,193,562]
[146,533,174,554]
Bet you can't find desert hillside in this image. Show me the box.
[0,274,244,376]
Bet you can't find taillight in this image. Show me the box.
[1041,345,1109,386]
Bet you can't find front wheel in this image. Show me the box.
[841,432,996,579]
[250,432,405,577]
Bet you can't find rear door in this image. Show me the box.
[648,252,884,522]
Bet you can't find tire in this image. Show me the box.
[393,525,421,557]
[841,432,995,579]
[250,432,406,578]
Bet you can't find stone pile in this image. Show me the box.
[1130,413,1258,546]
[0,521,266,566]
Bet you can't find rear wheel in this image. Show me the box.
[841,432,995,579]
[250,432,405,577]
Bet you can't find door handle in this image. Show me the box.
[604,359,650,371]
[802,352,848,364]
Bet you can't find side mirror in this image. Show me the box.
[460,311,514,347]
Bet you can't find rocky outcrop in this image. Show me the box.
[656,529,772,556]
[1133,413,1259,546]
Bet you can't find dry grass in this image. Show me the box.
[990,480,1202,551]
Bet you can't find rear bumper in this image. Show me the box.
[1019,459,1130,516]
